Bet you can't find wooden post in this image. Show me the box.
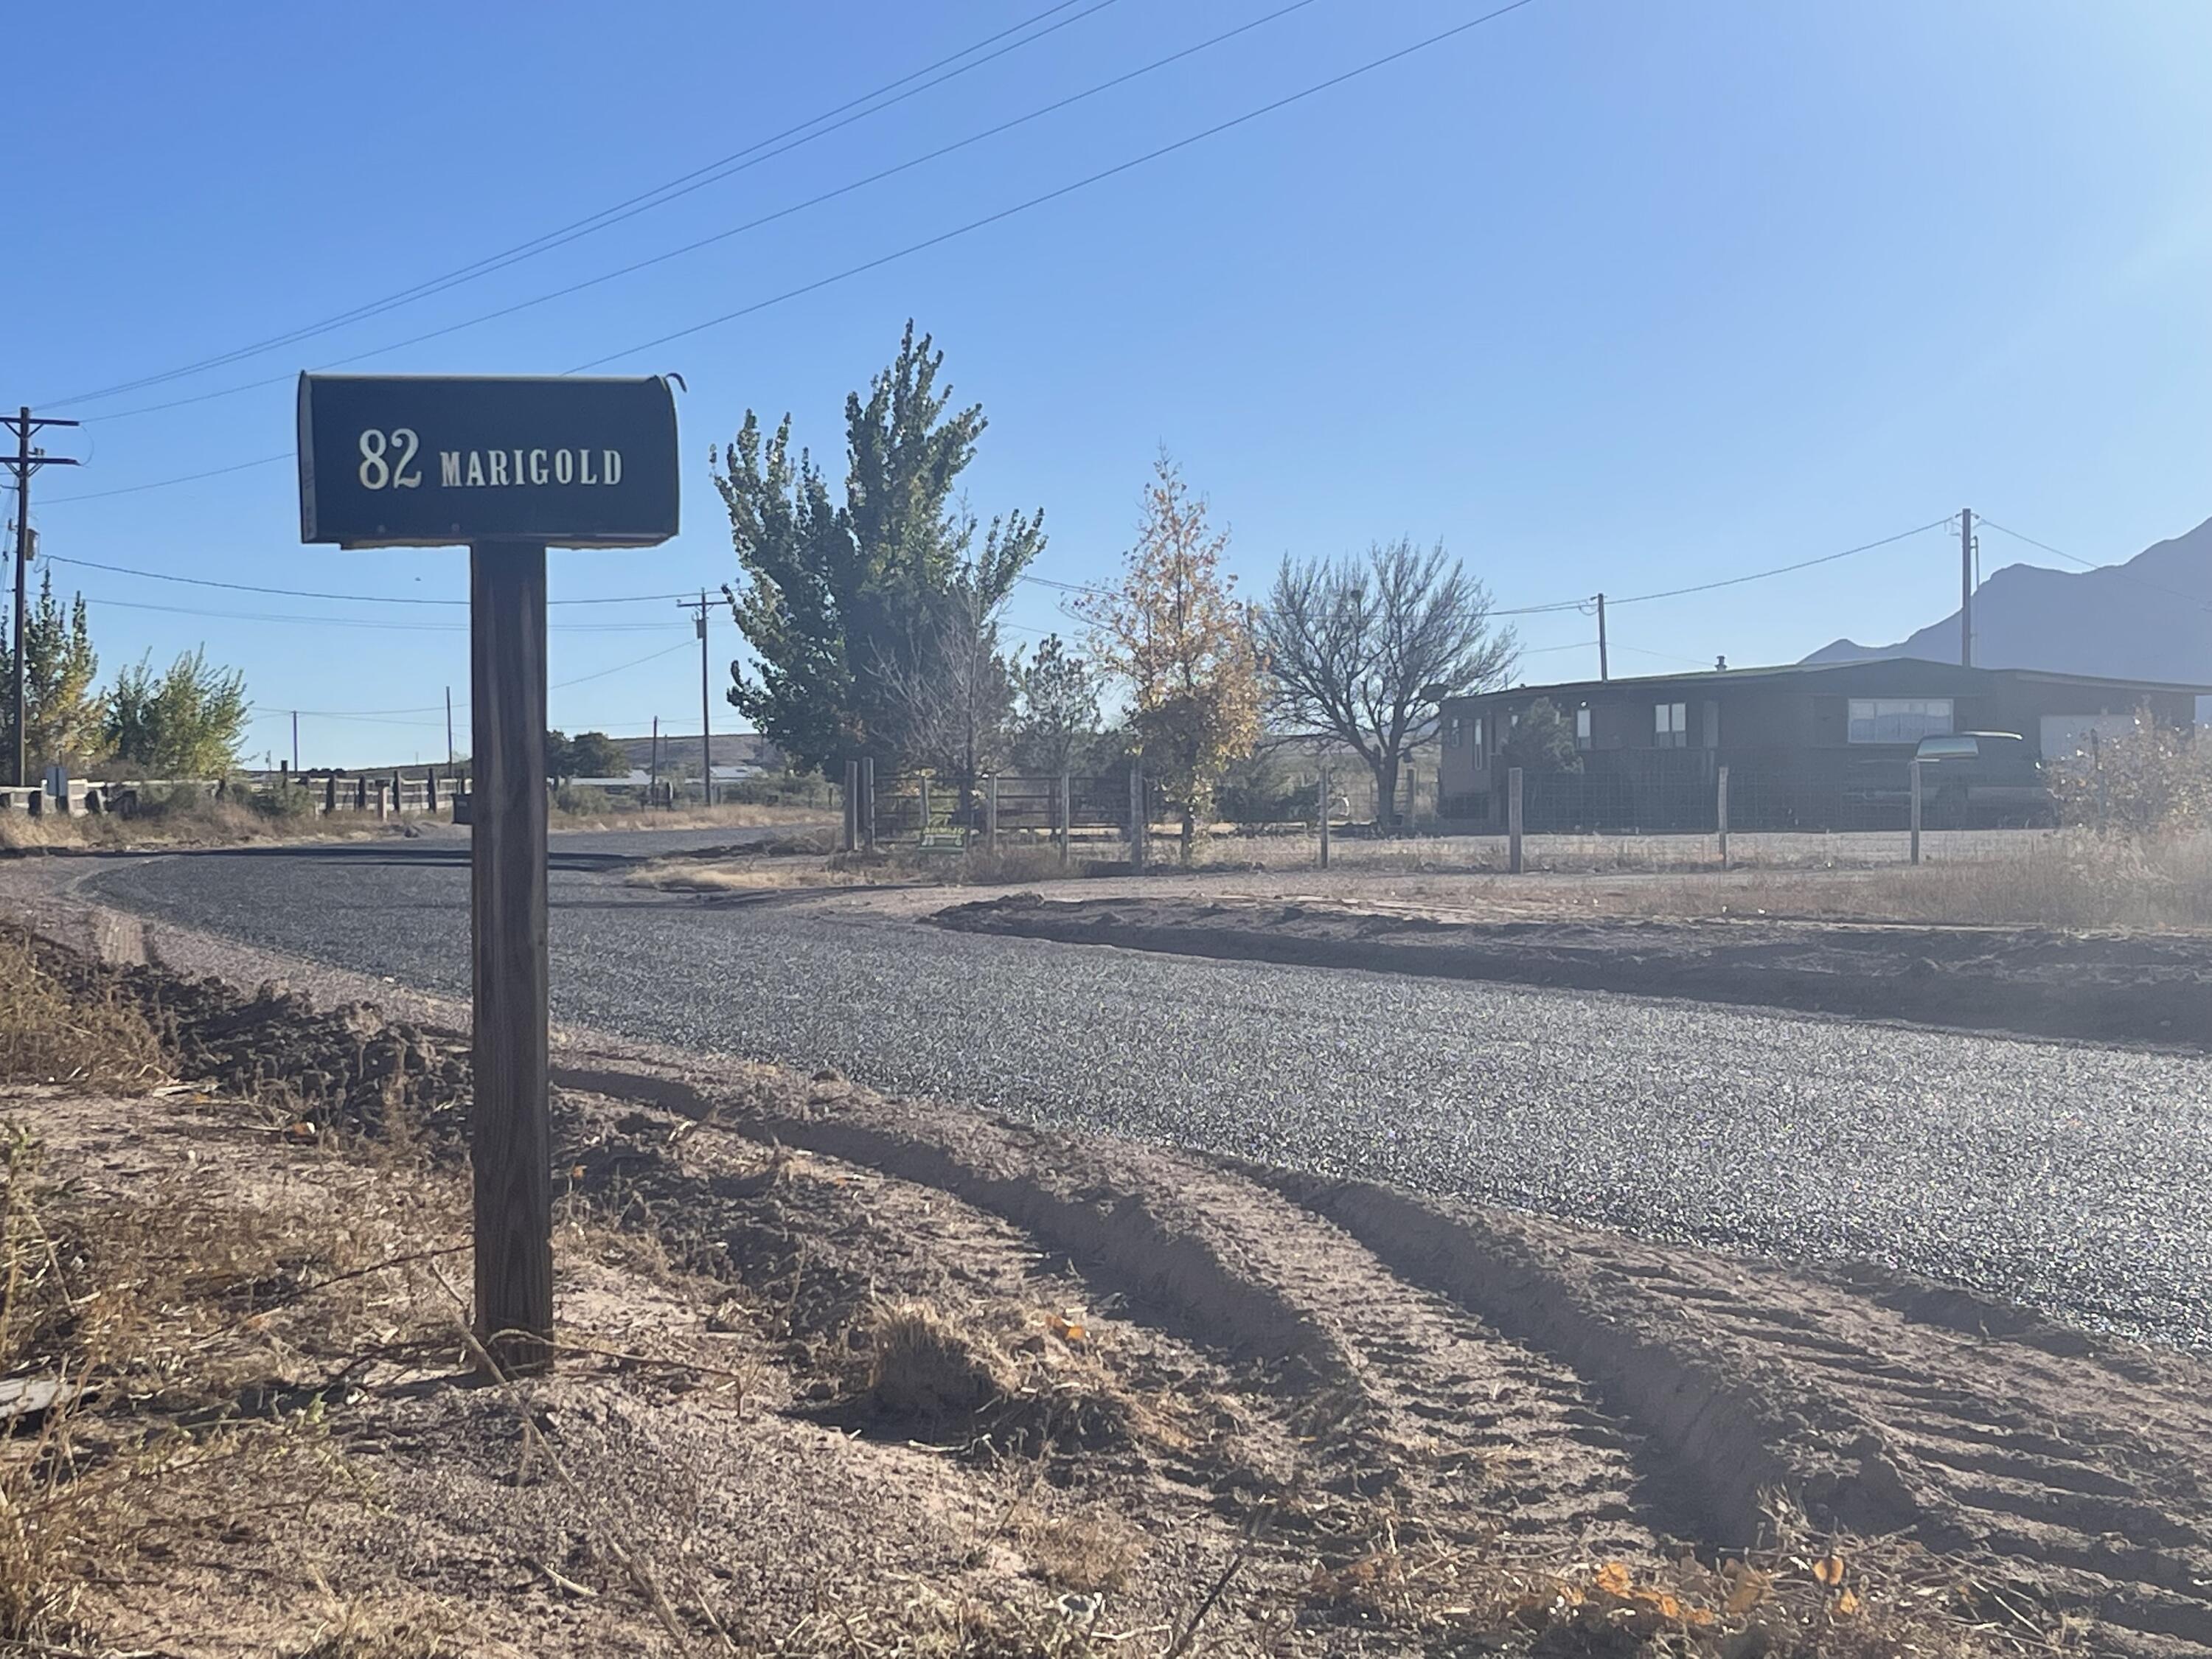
[324,773,336,815]
[985,773,999,855]
[1128,762,1146,874]
[918,776,931,843]
[1058,772,1071,868]
[862,757,877,853]
[469,541,553,1376]
[1318,768,1331,870]
[1909,759,1923,866]
[426,769,439,813]
[1717,764,1731,869]
[355,774,366,811]
[1507,765,1524,875]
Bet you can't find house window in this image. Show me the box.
[1847,698,1953,744]
[1655,701,1688,748]
[1445,714,1465,749]
[1575,705,1592,751]
[1470,716,1486,771]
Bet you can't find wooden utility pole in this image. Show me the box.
[291,711,299,773]
[1128,762,1146,873]
[679,591,714,805]
[470,541,553,1375]
[1596,593,1609,683]
[1959,508,1975,668]
[3,408,79,787]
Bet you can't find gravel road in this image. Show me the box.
[78,832,2212,1346]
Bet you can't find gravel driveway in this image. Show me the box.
[80,832,2212,1346]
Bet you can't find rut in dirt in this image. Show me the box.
[1256,1171,2212,1657]
[553,1058,1672,1566]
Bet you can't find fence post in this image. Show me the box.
[843,759,858,852]
[1128,763,1146,874]
[1507,765,1524,875]
[427,768,439,813]
[1717,764,1730,869]
[390,771,403,815]
[1058,772,1071,869]
[862,758,877,852]
[1318,768,1331,870]
[919,775,931,842]
[1909,759,1922,866]
[985,773,999,855]
[324,773,337,815]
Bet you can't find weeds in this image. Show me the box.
[0,928,164,1088]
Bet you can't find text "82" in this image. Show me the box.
[357,428,422,490]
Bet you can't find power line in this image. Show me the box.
[44,451,290,505]
[568,0,1544,371]
[44,0,1115,410]
[1976,516,2212,610]
[42,552,696,608]
[44,1,1537,502]
[1606,518,1955,607]
[83,0,1321,427]
[79,593,686,634]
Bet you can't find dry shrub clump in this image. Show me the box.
[0,927,164,1088]
[1299,1499,2053,1657]
[0,1117,467,1649]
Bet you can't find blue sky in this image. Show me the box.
[15,0,2212,765]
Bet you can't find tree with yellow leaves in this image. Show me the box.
[1082,454,1265,863]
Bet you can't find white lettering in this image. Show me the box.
[440,451,462,487]
[357,429,389,490]
[579,449,598,486]
[554,448,573,484]
[512,449,525,486]
[528,448,549,485]
[465,451,485,488]
[391,428,422,488]
[489,451,509,487]
[602,449,622,486]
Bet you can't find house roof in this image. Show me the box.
[1442,656,2212,704]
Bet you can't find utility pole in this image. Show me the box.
[2,408,80,788]
[291,711,299,773]
[650,715,661,809]
[1959,507,1975,668]
[678,591,713,806]
[1595,592,1609,682]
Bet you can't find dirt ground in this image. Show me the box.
[5,936,2212,1655]
[931,892,2212,1050]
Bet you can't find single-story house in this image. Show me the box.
[1436,658,2205,832]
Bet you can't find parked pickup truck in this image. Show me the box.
[1912,731,2051,828]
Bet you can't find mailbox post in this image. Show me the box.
[298,373,679,1374]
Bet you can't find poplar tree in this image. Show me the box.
[713,323,1043,779]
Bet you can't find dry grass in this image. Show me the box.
[0,928,165,1088]
[1606,831,2212,931]
[0,1102,467,1651]
[551,799,826,832]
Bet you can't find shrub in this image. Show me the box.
[2046,709,2210,837]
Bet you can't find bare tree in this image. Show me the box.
[874,567,1016,814]
[1258,538,1517,825]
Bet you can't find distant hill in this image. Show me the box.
[1804,517,2212,703]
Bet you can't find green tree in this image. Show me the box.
[0,573,103,776]
[103,648,248,777]
[1082,454,1266,863]
[1012,633,1102,776]
[712,322,1044,780]
[1501,698,1582,774]
[565,731,628,779]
